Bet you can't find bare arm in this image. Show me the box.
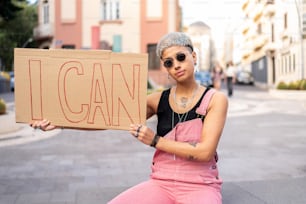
[153,91,228,162]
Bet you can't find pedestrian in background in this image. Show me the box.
[211,62,224,90]
[225,61,236,97]
[30,32,228,204]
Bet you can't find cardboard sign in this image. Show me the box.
[14,48,148,130]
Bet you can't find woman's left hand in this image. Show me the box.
[129,124,155,146]
[30,119,57,131]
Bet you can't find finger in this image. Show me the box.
[31,121,40,128]
[40,119,50,128]
[129,125,137,137]
[136,125,142,134]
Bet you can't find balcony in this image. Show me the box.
[242,0,250,12]
[263,4,276,18]
[253,35,268,51]
[262,0,274,4]
[264,42,279,53]
[33,23,54,40]
[242,48,252,59]
[280,29,289,40]
[242,24,250,35]
[250,3,264,23]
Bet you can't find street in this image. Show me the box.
[0,85,306,204]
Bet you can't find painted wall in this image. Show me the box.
[99,0,141,53]
[54,0,82,48]
[140,0,168,54]
[81,0,100,49]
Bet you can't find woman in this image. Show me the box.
[212,63,224,90]
[31,32,228,203]
[225,61,236,97]
[110,32,228,203]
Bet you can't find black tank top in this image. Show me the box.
[156,87,210,136]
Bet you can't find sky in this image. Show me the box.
[179,0,244,30]
[27,0,36,4]
[179,0,244,51]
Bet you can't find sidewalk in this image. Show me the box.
[0,100,61,147]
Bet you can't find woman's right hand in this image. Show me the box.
[30,119,57,131]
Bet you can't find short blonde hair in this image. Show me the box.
[156,32,193,58]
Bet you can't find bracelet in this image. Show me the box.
[150,133,160,148]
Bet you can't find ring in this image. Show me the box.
[135,125,142,138]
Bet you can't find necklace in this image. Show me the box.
[173,84,199,108]
[172,111,189,128]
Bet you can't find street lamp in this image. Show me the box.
[22,38,33,48]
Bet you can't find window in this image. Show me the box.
[257,23,262,34]
[43,2,49,24]
[289,55,291,72]
[293,54,296,72]
[147,44,160,70]
[101,0,120,21]
[271,24,274,42]
[284,13,287,29]
[146,0,162,18]
[303,13,306,34]
[113,35,122,52]
[62,45,75,49]
[61,0,76,21]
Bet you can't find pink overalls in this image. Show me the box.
[109,89,222,204]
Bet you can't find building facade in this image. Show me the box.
[239,0,306,88]
[33,0,182,71]
[187,21,217,72]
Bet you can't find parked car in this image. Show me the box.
[236,70,254,85]
[194,71,213,87]
[9,71,14,92]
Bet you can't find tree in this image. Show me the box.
[0,0,26,24]
[0,0,37,71]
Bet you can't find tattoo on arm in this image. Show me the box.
[189,142,197,147]
[187,142,198,160]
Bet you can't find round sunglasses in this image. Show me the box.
[163,53,186,68]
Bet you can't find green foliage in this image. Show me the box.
[0,1,37,71]
[277,79,306,90]
[276,81,287,90]
[0,98,6,115]
[288,81,299,90]
[0,0,26,24]
[299,79,306,90]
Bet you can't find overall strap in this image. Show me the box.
[196,88,216,116]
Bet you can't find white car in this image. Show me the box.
[236,70,254,85]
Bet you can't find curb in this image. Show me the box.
[0,109,61,147]
[269,89,306,101]
[0,111,24,135]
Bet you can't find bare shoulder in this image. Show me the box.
[212,90,228,101]
[209,89,228,110]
